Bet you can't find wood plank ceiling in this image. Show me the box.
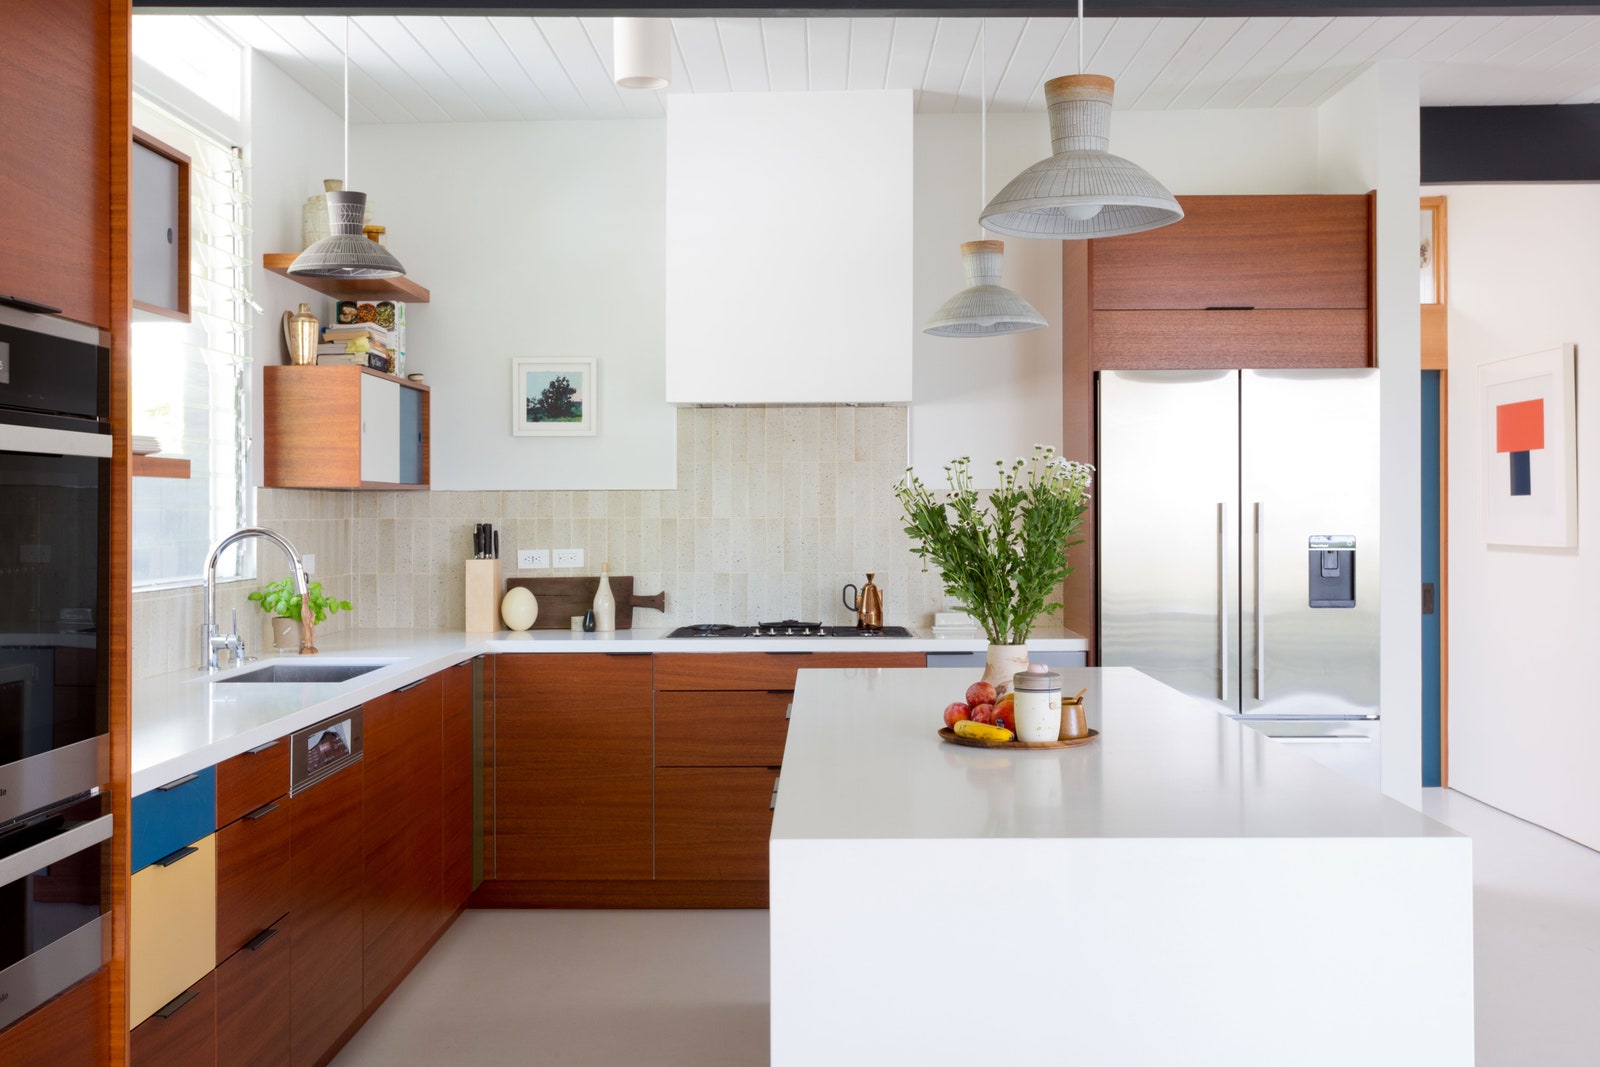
[203,14,1600,123]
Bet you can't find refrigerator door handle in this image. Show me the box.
[1254,501,1265,702]
[1218,502,1229,702]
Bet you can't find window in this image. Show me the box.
[131,98,253,587]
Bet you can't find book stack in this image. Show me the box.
[317,323,396,373]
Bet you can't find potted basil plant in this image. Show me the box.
[895,446,1092,692]
[248,577,353,653]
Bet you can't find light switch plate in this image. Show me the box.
[518,549,550,570]
[554,548,584,568]
[302,553,316,574]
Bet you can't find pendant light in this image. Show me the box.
[980,0,1182,240]
[923,21,1047,338]
[614,18,671,90]
[289,19,406,279]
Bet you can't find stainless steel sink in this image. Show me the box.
[214,662,387,684]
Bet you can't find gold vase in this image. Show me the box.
[283,302,319,365]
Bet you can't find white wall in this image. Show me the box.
[1438,184,1600,848]
[350,120,673,491]
[1316,61,1423,807]
[909,107,1324,486]
[247,53,344,491]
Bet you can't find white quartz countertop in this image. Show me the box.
[131,625,1085,797]
[772,666,1458,842]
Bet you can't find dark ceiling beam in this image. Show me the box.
[130,1,1600,15]
[1422,104,1600,183]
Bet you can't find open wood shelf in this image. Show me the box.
[262,254,430,303]
[132,455,191,479]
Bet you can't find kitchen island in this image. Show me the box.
[770,667,1473,1066]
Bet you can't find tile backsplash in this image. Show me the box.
[133,406,963,678]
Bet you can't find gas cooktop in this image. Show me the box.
[666,620,914,639]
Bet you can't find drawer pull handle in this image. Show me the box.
[154,987,201,1019]
[244,801,281,821]
[785,703,792,721]
[247,739,281,754]
[244,926,281,951]
[603,652,651,656]
[397,679,425,692]
[765,652,812,656]
[157,773,199,791]
[155,845,199,868]
[766,690,792,695]
[769,775,781,810]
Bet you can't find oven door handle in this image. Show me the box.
[0,813,113,888]
[0,423,113,459]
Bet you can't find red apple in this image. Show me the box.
[965,681,998,708]
[969,703,996,726]
[994,705,1015,733]
[942,702,971,728]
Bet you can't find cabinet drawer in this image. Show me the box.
[216,793,291,962]
[217,916,291,1067]
[130,834,217,1028]
[217,738,289,827]
[656,768,777,881]
[654,652,925,691]
[130,971,216,1067]
[656,691,789,767]
[131,766,216,873]
[1092,309,1371,370]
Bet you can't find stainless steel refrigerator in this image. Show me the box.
[1098,369,1381,787]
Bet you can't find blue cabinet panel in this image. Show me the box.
[132,765,216,872]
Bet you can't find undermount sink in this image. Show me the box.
[214,662,387,684]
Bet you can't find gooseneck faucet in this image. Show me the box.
[201,526,310,672]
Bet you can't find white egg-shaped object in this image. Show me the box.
[500,586,539,632]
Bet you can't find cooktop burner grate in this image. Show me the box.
[665,621,914,639]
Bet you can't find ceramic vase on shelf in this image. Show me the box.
[301,178,343,249]
[980,643,1029,694]
[271,617,303,653]
[592,566,616,632]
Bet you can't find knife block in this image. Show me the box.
[464,558,503,633]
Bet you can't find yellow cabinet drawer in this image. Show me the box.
[129,833,217,1028]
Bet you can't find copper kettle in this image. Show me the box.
[842,573,883,631]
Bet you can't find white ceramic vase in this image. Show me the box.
[980,643,1028,695]
[271,617,303,652]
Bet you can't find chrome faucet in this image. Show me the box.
[201,526,309,673]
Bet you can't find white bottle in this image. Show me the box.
[593,566,617,632]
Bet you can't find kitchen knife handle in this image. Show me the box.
[1217,502,1229,703]
[1254,501,1265,702]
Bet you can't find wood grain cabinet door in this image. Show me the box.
[656,767,779,881]
[215,793,291,962]
[362,675,443,1007]
[0,969,108,1065]
[441,660,474,914]
[130,972,217,1067]
[290,764,363,1067]
[216,917,291,1067]
[494,653,653,881]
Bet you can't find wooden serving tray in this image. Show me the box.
[938,727,1100,750]
[503,575,666,630]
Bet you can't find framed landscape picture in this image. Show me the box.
[1479,344,1577,548]
[512,359,596,437]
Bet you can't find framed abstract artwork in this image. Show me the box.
[512,359,596,437]
[1479,344,1577,547]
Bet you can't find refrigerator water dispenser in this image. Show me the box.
[1308,535,1356,608]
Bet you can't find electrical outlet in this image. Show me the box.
[554,548,584,569]
[302,553,316,574]
[517,549,550,570]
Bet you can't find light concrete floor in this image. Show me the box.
[333,788,1600,1066]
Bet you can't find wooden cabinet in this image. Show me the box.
[441,660,475,914]
[0,0,110,327]
[493,653,653,882]
[362,675,443,1007]
[216,738,288,827]
[0,969,108,1065]
[1088,194,1373,369]
[656,767,779,882]
[290,761,363,1067]
[262,366,430,490]
[130,972,217,1066]
[216,793,291,962]
[131,129,190,322]
[216,917,291,1067]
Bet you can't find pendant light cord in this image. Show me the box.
[978,19,986,242]
[1078,0,1085,74]
[343,17,350,188]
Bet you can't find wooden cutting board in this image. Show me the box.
[503,575,666,630]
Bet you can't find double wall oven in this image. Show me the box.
[0,304,112,1028]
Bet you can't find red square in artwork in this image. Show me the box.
[1496,399,1545,454]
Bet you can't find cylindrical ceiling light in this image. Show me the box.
[923,20,1047,339]
[614,17,671,90]
[979,0,1182,240]
[290,18,405,279]
[924,240,1048,337]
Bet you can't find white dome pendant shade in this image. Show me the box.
[614,18,671,90]
[980,74,1183,240]
[290,191,404,279]
[923,240,1048,337]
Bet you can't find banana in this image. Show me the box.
[954,720,1014,742]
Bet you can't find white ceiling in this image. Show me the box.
[205,13,1600,124]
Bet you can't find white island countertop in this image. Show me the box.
[770,666,1474,1067]
[131,625,1084,796]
